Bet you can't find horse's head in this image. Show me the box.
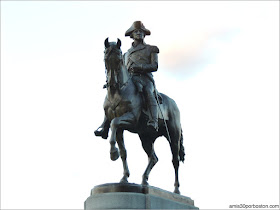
[104,38,129,90]
[104,37,122,70]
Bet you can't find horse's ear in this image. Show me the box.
[104,37,109,48]
[117,38,121,48]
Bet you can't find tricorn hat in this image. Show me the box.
[125,21,151,37]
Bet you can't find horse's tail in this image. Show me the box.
[179,129,185,163]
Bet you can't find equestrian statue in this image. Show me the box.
[94,21,185,194]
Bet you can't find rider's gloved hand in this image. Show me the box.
[130,64,142,73]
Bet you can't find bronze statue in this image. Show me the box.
[94,21,185,194]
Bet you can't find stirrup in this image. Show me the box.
[94,127,108,139]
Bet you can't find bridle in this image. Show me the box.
[104,45,131,90]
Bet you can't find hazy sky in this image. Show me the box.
[1,1,279,209]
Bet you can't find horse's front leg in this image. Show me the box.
[109,112,136,182]
[109,123,119,161]
[116,129,130,183]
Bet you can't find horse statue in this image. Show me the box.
[96,38,185,194]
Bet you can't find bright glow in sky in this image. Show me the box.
[1,1,279,209]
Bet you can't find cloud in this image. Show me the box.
[159,27,240,79]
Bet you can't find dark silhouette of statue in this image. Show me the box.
[94,21,185,194]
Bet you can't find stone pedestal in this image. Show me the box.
[84,183,199,209]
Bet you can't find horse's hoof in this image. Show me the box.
[120,177,128,183]
[110,148,119,161]
[173,188,180,194]
[141,180,149,186]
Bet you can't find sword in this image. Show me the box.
[154,87,172,144]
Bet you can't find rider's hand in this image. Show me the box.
[130,64,142,72]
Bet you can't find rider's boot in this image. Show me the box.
[94,117,110,139]
[147,95,158,131]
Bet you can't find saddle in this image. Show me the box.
[141,92,168,121]
[136,86,168,121]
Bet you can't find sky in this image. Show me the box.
[1,1,279,209]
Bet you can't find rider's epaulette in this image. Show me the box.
[149,45,160,54]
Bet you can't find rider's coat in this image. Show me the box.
[123,42,159,83]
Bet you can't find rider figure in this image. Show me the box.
[95,21,159,138]
[124,21,159,131]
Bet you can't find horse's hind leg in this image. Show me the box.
[116,129,130,183]
[166,123,181,194]
[140,134,158,186]
[172,151,180,194]
[170,135,181,194]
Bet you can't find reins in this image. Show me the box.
[105,50,132,90]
